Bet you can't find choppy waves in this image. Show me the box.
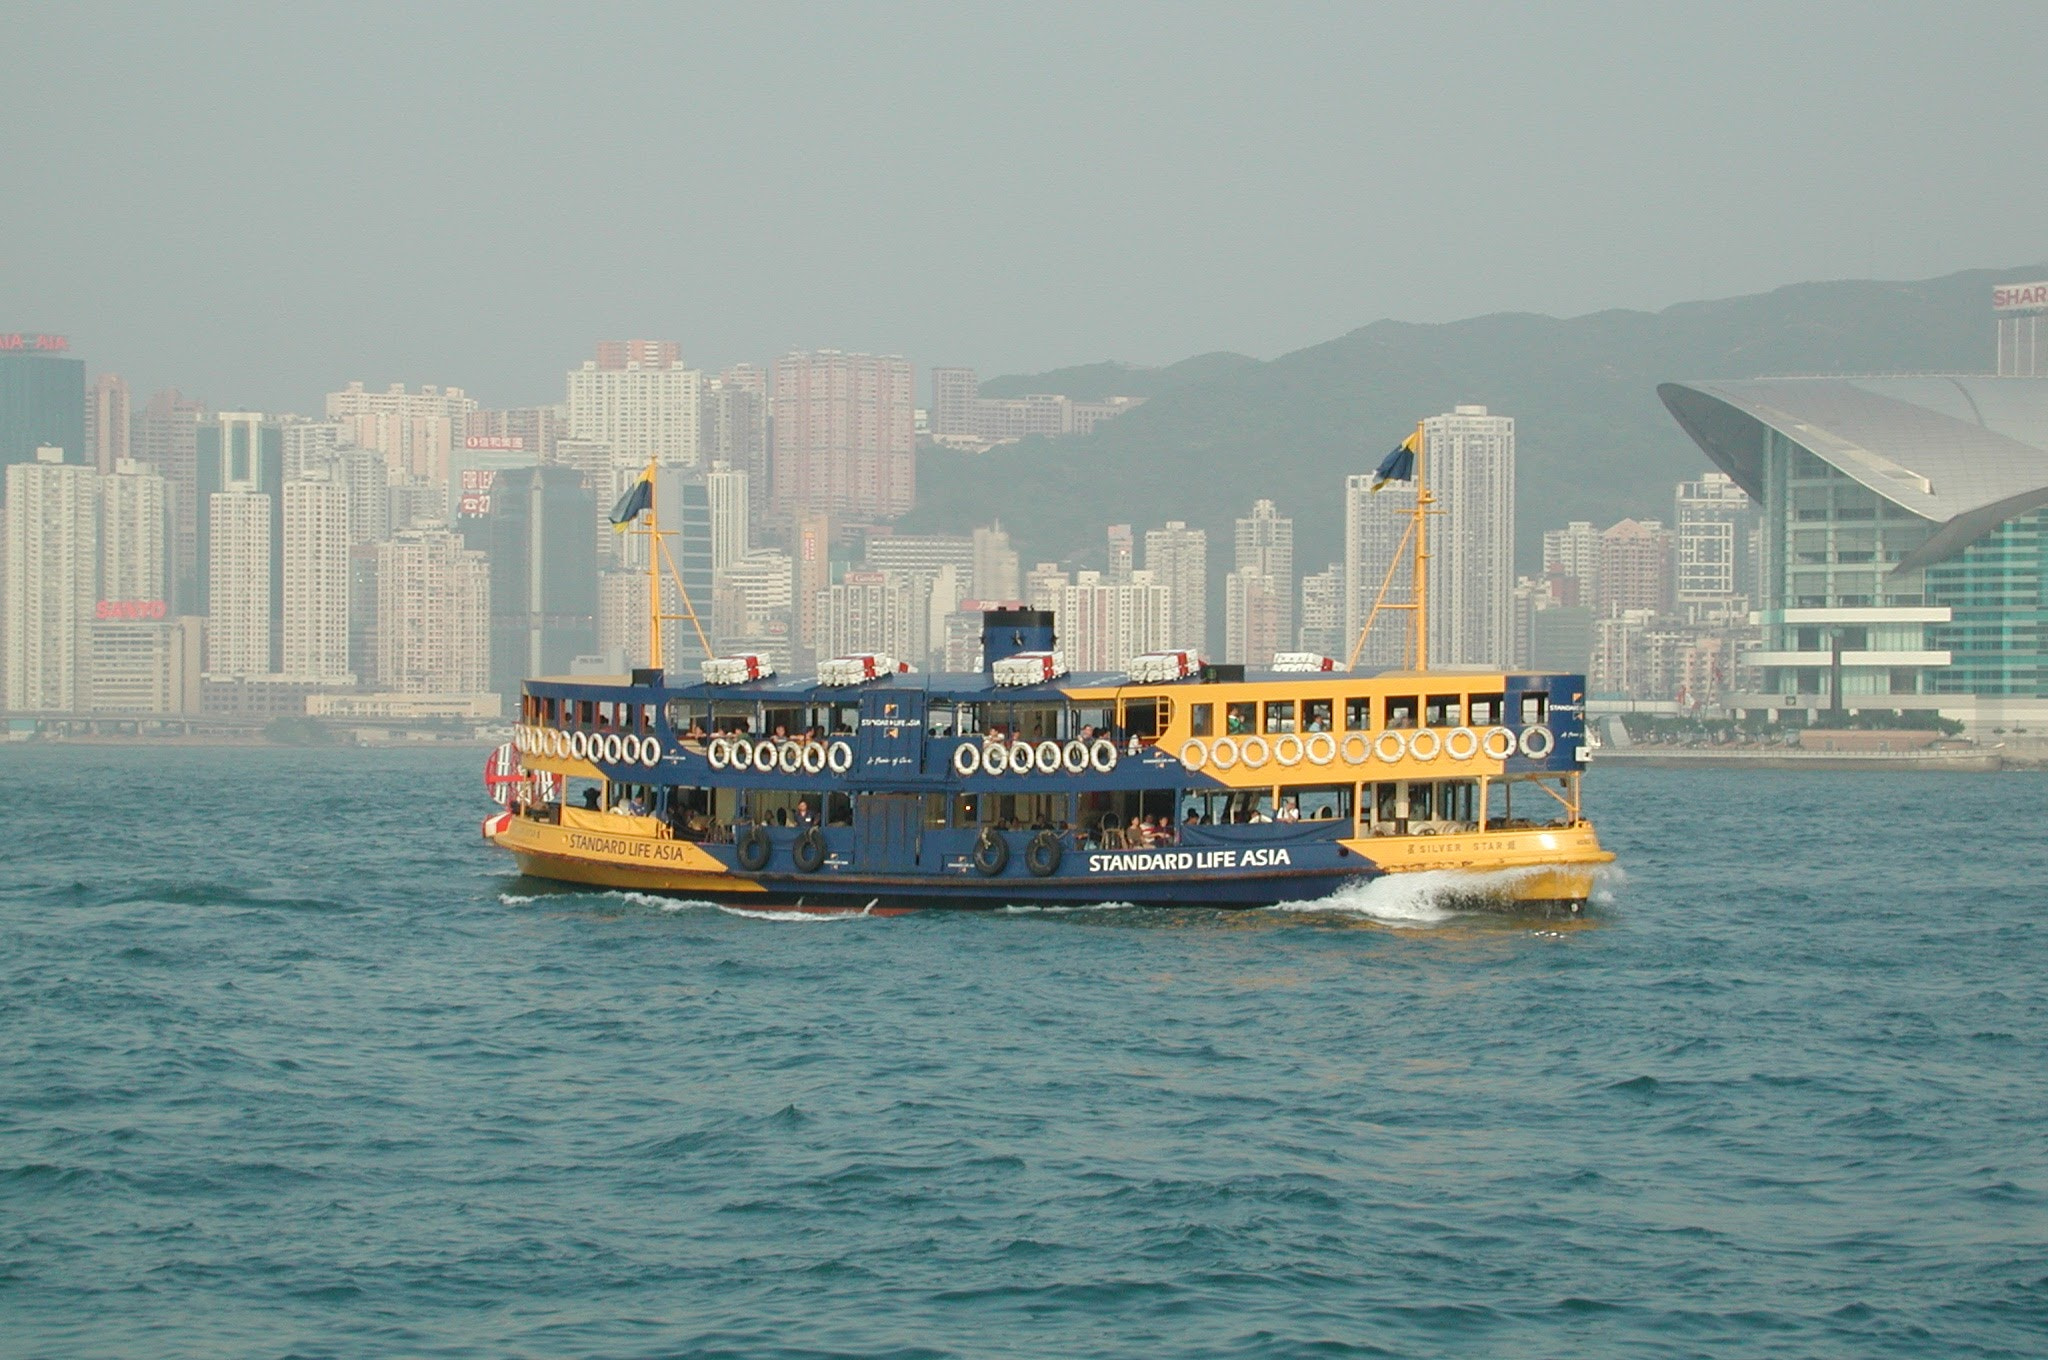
[1,748,2044,1358]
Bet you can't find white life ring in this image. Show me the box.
[642,734,662,767]
[707,736,730,769]
[1179,739,1208,771]
[981,742,1009,776]
[555,729,571,759]
[1089,737,1119,773]
[777,742,804,774]
[1340,732,1371,765]
[1240,735,1270,769]
[1209,736,1239,770]
[1482,726,1518,760]
[1408,729,1441,762]
[1305,732,1337,766]
[753,740,778,773]
[512,726,527,755]
[1520,725,1556,759]
[1034,740,1062,775]
[1273,734,1305,767]
[1374,730,1409,763]
[570,731,590,761]
[1444,727,1480,761]
[953,742,981,777]
[802,742,828,775]
[1062,740,1090,774]
[536,728,552,758]
[826,740,854,774]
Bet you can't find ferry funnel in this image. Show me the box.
[981,607,1056,672]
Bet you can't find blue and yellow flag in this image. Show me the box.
[609,465,655,528]
[1371,429,1420,491]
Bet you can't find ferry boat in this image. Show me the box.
[482,429,1614,913]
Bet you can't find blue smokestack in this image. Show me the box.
[981,607,1056,672]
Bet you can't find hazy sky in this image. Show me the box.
[5,1,2045,411]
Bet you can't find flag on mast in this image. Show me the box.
[1371,429,1421,491]
[609,462,656,528]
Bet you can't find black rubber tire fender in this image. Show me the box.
[736,824,773,872]
[1024,829,1063,878]
[972,830,1010,877]
[792,827,827,873]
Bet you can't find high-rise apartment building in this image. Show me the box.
[1143,520,1208,654]
[598,571,650,670]
[1298,565,1343,656]
[1106,524,1134,581]
[325,382,475,486]
[282,470,354,682]
[132,389,204,612]
[1674,471,1754,603]
[281,419,348,480]
[1421,405,1514,666]
[973,523,1020,602]
[467,405,563,462]
[706,460,749,576]
[3,449,96,712]
[930,367,979,439]
[1597,519,1676,616]
[793,510,832,661]
[702,375,768,537]
[1226,499,1293,668]
[204,491,273,678]
[375,527,490,694]
[336,445,392,548]
[485,464,598,701]
[195,413,284,664]
[1057,569,1171,671]
[818,570,927,663]
[1542,520,1602,603]
[100,458,166,605]
[566,342,702,470]
[769,351,915,526]
[653,477,715,671]
[85,373,131,474]
[0,342,85,471]
[1344,475,1415,669]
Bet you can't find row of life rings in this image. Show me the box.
[1180,724,1553,771]
[514,725,663,768]
[953,737,1119,778]
[707,736,855,776]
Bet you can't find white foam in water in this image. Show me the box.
[497,892,540,905]
[714,902,875,923]
[1266,865,1564,926]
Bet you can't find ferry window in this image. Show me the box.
[953,793,981,826]
[1293,784,1352,820]
[1344,697,1372,731]
[1304,699,1333,732]
[1263,700,1295,734]
[1440,780,1478,826]
[1121,697,1163,738]
[1425,695,1461,727]
[1075,704,1112,734]
[1190,703,1214,737]
[927,702,956,738]
[1407,782,1435,820]
[832,703,858,734]
[1520,692,1548,726]
[1225,701,1256,735]
[1374,782,1400,827]
[1469,693,1504,726]
[577,700,596,727]
[1386,696,1418,729]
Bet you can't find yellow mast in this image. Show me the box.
[1346,419,1434,672]
[631,459,712,671]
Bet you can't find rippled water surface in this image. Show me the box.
[3,746,2045,1358]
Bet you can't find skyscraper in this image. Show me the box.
[85,373,130,474]
[100,458,166,604]
[1674,471,1754,605]
[972,522,1020,602]
[1143,520,1208,654]
[132,389,204,612]
[1056,569,1171,671]
[1421,405,1514,666]
[1597,519,1675,616]
[706,460,749,577]
[0,339,85,471]
[1226,499,1293,667]
[566,342,702,470]
[324,381,475,486]
[769,350,915,527]
[1344,474,1414,669]
[1298,565,1343,656]
[485,464,598,700]
[930,367,979,439]
[196,412,285,666]
[205,492,273,678]
[1541,521,1601,602]
[3,448,96,712]
[282,469,354,682]
[375,527,490,694]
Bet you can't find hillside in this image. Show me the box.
[904,265,2043,584]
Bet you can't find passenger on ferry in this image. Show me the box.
[796,798,816,826]
[581,788,601,811]
[1276,798,1301,823]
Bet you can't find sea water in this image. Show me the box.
[2,747,2044,1358]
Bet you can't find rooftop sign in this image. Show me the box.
[1992,282,2048,313]
[0,333,70,352]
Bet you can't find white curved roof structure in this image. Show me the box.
[1658,376,2048,571]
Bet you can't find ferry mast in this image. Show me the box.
[1348,420,1438,673]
